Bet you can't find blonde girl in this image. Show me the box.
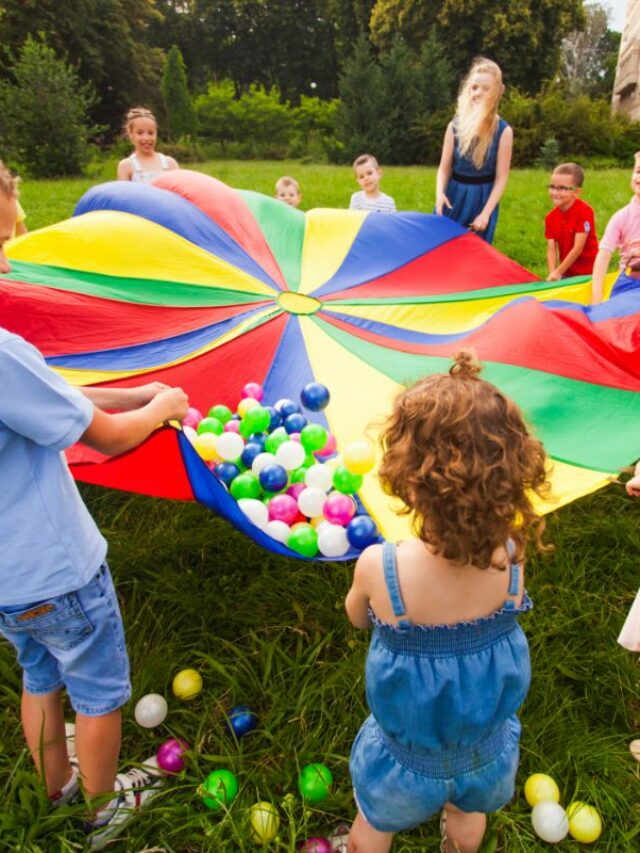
[117,107,178,183]
[0,160,27,274]
[435,58,513,244]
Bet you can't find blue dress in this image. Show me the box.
[441,117,509,244]
[349,541,531,832]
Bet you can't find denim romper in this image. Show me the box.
[350,541,531,832]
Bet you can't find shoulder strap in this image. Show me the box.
[382,542,411,628]
[504,539,520,610]
[129,154,142,172]
[159,153,169,169]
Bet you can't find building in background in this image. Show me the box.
[612,0,640,119]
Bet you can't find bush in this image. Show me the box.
[0,36,98,177]
[161,46,197,141]
[536,136,561,170]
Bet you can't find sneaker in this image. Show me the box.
[51,764,80,807]
[65,721,77,766]
[327,823,350,853]
[87,762,163,850]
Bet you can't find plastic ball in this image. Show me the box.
[241,442,265,469]
[274,398,301,418]
[317,523,350,558]
[248,432,267,450]
[287,524,319,558]
[238,498,269,529]
[300,423,328,453]
[323,492,356,526]
[298,763,333,803]
[197,416,224,436]
[227,704,259,738]
[264,519,292,543]
[248,801,280,843]
[266,406,282,431]
[284,413,308,434]
[230,472,261,500]
[298,839,333,853]
[265,427,289,454]
[183,425,198,445]
[304,464,333,492]
[259,463,289,494]
[343,441,375,475]
[225,419,241,433]
[524,773,560,807]
[332,465,363,495]
[157,738,189,774]
[268,494,299,525]
[300,383,330,412]
[193,433,220,462]
[531,801,569,844]
[241,406,271,436]
[237,396,260,417]
[297,487,327,519]
[199,768,239,811]
[242,382,264,401]
[346,515,379,549]
[183,407,203,429]
[275,440,307,471]
[252,452,277,475]
[566,802,602,843]
[216,462,241,487]
[216,431,245,461]
[315,432,337,458]
[287,482,307,501]
[208,404,232,424]
[172,668,203,700]
[134,693,168,728]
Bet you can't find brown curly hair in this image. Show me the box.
[378,349,551,569]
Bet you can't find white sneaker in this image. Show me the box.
[87,762,163,850]
[50,723,80,806]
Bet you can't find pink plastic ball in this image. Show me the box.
[183,407,203,429]
[157,738,188,774]
[287,482,307,501]
[315,432,337,457]
[289,433,301,443]
[268,494,299,525]
[224,420,241,433]
[242,382,264,401]
[323,492,356,526]
[298,839,333,853]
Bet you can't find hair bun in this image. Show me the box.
[450,348,482,379]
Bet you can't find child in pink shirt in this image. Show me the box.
[591,151,640,303]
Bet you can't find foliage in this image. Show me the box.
[560,2,622,99]
[0,36,98,178]
[417,28,456,115]
[161,45,197,141]
[535,136,561,170]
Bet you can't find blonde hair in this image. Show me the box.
[353,153,380,172]
[124,106,157,135]
[553,162,584,187]
[275,176,300,193]
[0,160,19,198]
[455,58,504,169]
[634,151,640,165]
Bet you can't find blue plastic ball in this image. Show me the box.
[259,463,289,493]
[300,383,330,412]
[241,442,264,469]
[248,432,267,450]
[227,704,259,738]
[284,412,308,434]
[215,462,241,486]
[265,406,282,431]
[275,399,302,418]
[346,515,380,549]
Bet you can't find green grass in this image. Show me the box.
[3,162,640,851]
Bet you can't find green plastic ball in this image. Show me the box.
[265,427,289,454]
[197,416,224,436]
[332,464,363,495]
[300,423,328,453]
[208,404,232,424]
[199,768,239,811]
[242,406,271,436]
[290,466,308,484]
[298,762,333,803]
[230,471,261,500]
[287,524,319,558]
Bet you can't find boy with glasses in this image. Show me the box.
[545,162,598,281]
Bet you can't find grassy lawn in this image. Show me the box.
[2,162,640,851]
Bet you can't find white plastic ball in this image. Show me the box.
[304,464,333,492]
[215,431,245,461]
[238,498,269,529]
[264,519,291,543]
[317,523,350,557]
[252,452,277,475]
[183,425,198,445]
[134,693,168,729]
[531,801,569,844]
[275,440,306,471]
[297,487,327,518]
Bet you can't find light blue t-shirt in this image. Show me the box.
[0,330,107,605]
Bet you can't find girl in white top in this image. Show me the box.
[117,107,179,184]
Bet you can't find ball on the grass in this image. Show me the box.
[531,801,569,844]
[298,839,333,853]
[248,801,280,843]
[227,704,259,738]
[298,763,333,803]
[199,768,239,811]
[157,738,189,774]
[172,668,202,700]
[524,773,560,807]
[566,801,602,843]
[134,693,168,728]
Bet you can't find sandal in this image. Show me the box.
[327,823,350,852]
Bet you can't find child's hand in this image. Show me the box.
[626,475,640,496]
[157,387,189,422]
[436,193,452,215]
[469,212,490,233]
[547,269,562,282]
[0,249,10,274]
[128,382,171,409]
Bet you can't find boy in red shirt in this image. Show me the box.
[545,162,598,280]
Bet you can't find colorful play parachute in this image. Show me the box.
[2,170,640,559]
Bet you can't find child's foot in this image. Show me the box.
[86,762,163,850]
[630,739,640,762]
[51,722,80,806]
[327,823,350,852]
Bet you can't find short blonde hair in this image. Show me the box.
[275,176,300,193]
[634,151,640,165]
[553,162,584,188]
[353,153,380,172]
[124,106,157,135]
[0,160,19,198]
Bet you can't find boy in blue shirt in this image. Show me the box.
[0,325,188,848]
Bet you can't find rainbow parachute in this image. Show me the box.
[2,170,640,559]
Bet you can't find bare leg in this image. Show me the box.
[75,708,121,802]
[442,803,486,853]
[21,687,72,796]
[348,810,393,853]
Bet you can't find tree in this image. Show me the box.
[416,28,456,114]
[560,3,622,98]
[378,36,425,163]
[0,36,97,177]
[161,45,197,139]
[336,34,388,162]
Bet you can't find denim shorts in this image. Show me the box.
[350,715,520,832]
[0,563,131,716]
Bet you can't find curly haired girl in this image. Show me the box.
[344,350,550,853]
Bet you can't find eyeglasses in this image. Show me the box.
[548,184,575,192]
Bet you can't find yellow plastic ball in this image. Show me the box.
[343,441,375,475]
[193,432,219,462]
[566,801,602,843]
[248,801,280,843]
[237,397,260,417]
[524,773,561,807]
[172,668,203,701]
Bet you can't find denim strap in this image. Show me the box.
[382,542,411,628]
[504,540,520,611]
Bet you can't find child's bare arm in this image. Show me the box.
[548,233,587,281]
[591,247,612,304]
[82,382,171,412]
[116,158,133,181]
[546,239,558,278]
[435,123,455,215]
[627,462,640,496]
[345,545,377,628]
